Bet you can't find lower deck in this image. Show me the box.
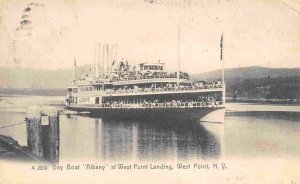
[66,87,225,121]
[66,104,225,121]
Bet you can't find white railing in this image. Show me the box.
[109,74,189,82]
[74,85,223,97]
[70,101,224,109]
[105,85,223,95]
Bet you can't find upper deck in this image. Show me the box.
[68,61,224,100]
[108,77,188,86]
[71,83,223,97]
[72,62,190,87]
[73,73,189,87]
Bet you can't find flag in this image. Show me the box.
[74,58,76,67]
[24,7,31,12]
[220,32,223,61]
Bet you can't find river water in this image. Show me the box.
[0,95,299,161]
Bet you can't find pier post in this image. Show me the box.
[26,106,60,163]
[26,106,43,157]
[42,107,60,163]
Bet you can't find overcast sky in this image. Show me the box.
[0,0,299,73]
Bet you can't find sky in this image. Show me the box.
[0,0,300,73]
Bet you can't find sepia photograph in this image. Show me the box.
[0,0,299,183]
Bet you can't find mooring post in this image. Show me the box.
[42,106,60,163]
[26,106,43,157]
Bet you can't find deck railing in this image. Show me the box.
[105,85,223,95]
[109,74,189,82]
[71,101,224,109]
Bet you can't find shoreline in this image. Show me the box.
[226,98,300,105]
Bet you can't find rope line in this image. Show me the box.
[0,122,26,129]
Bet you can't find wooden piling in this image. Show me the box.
[26,106,43,157]
[26,106,60,163]
[42,106,60,163]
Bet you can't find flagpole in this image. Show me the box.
[220,32,226,106]
[177,24,180,85]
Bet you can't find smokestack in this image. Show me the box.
[102,44,105,75]
[94,44,98,78]
[110,45,113,72]
[106,44,109,74]
[97,44,101,77]
[113,45,118,65]
[110,45,114,72]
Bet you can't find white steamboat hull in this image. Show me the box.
[66,105,225,122]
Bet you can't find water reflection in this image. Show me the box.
[226,111,300,121]
[2,96,300,161]
[61,115,224,161]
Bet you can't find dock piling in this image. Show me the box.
[26,106,43,157]
[26,106,59,163]
[42,107,60,163]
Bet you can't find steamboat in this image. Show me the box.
[65,32,226,121]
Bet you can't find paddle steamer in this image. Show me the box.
[65,31,225,121]
[66,59,225,121]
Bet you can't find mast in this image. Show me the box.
[73,58,76,82]
[177,24,181,85]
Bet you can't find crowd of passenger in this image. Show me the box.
[106,71,189,82]
[105,80,222,95]
[102,60,189,82]
[99,98,222,109]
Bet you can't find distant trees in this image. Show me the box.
[227,76,300,103]
[266,83,300,102]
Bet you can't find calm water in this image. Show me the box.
[0,95,299,161]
